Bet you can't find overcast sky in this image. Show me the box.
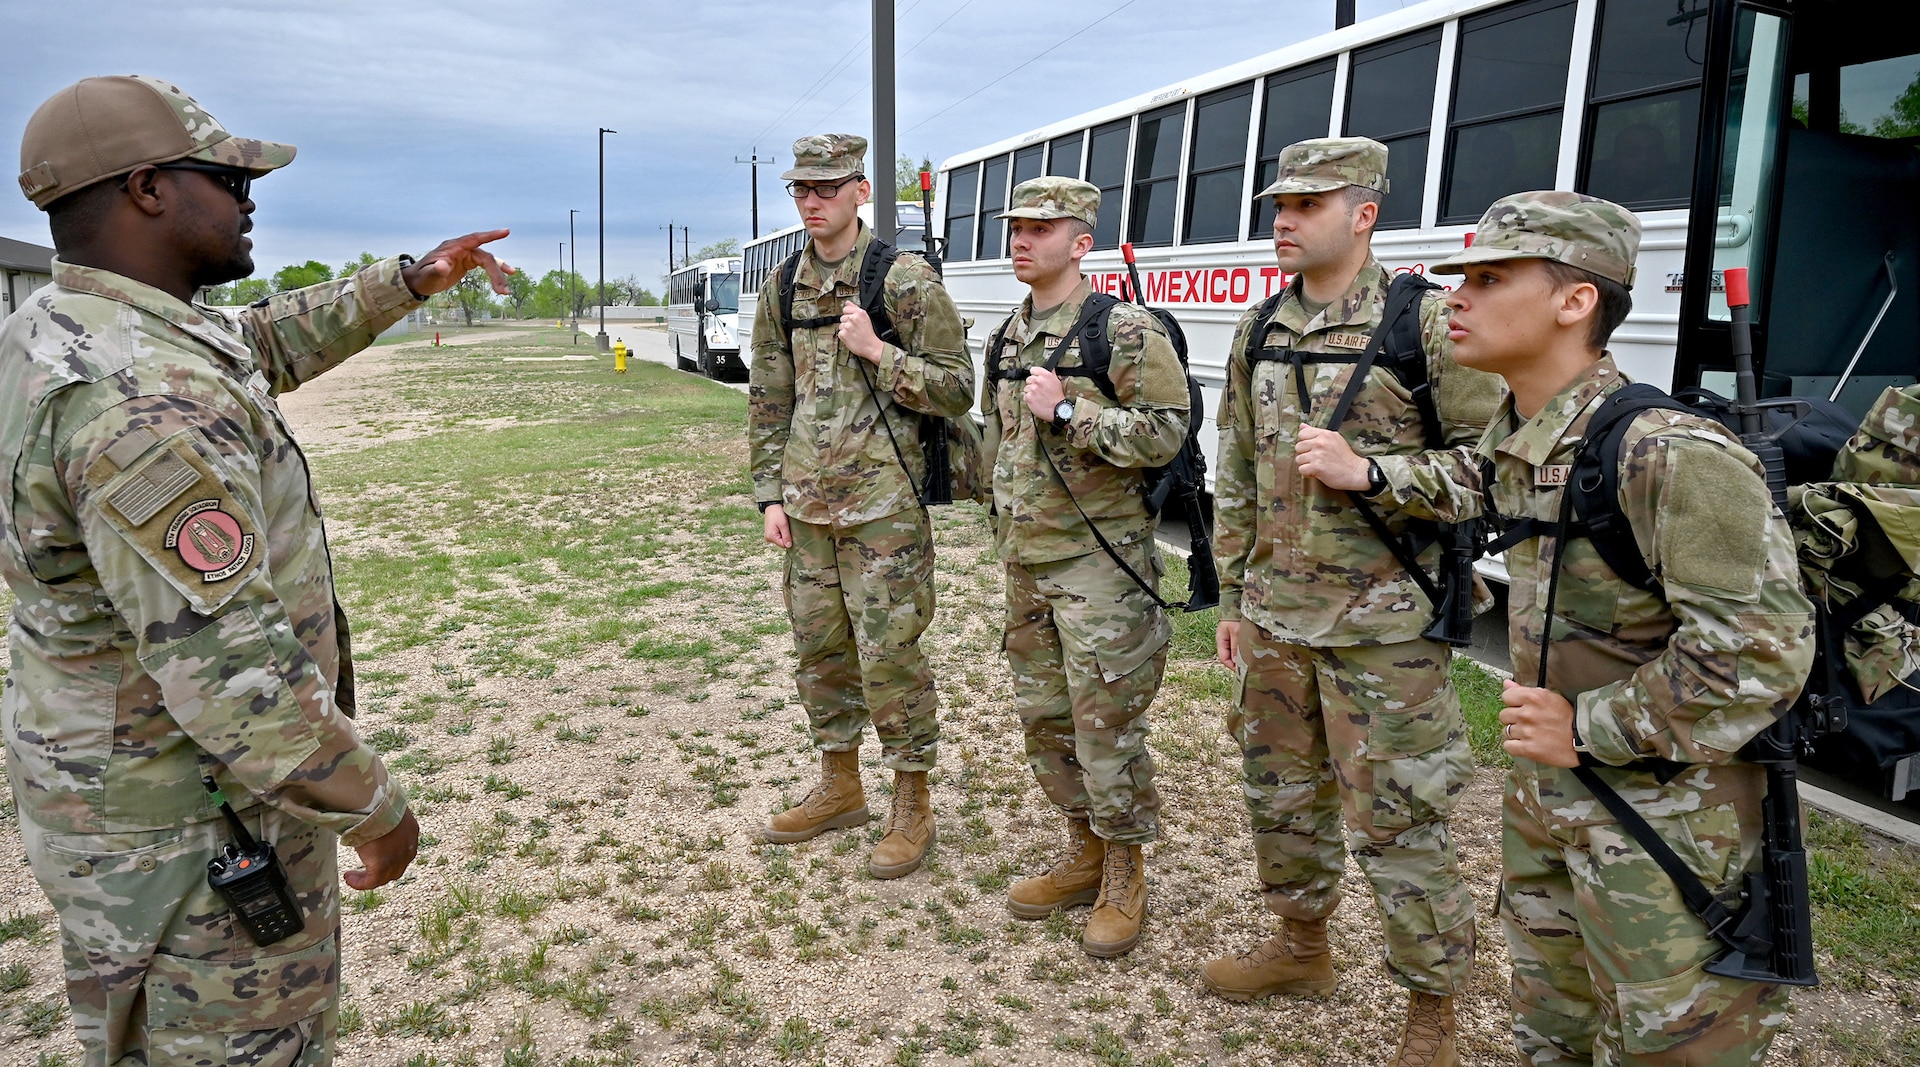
[3,0,1416,286]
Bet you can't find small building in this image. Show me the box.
[2,235,54,318]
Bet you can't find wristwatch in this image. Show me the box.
[1365,458,1388,495]
[1051,398,1076,433]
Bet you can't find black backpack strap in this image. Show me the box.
[1322,273,1436,432]
[1568,384,1695,594]
[1385,278,1446,449]
[778,249,842,337]
[985,312,1020,384]
[857,237,902,345]
[1042,292,1123,403]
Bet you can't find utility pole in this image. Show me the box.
[661,221,675,274]
[597,127,616,352]
[568,209,579,344]
[872,0,896,243]
[682,226,690,266]
[735,147,775,239]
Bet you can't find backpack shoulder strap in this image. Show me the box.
[1380,275,1446,448]
[858,237,901,344]
[985,310,1021,385]
[1240,292,1289,365]
[1321,273,1431,433]
[1044,292,1123,402]
[777,249,810,338]
[1568,383,1696,594]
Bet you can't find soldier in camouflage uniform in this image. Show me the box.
[1417,191,1814,1065]
[983,177,1188,958]
[1208,137,1504,1067]
[3,76,511,1066]
[749,134,973,879]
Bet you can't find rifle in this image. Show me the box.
[1120,242,1220,613]
[919,170,943,272]
[1419,517,1483,648]
[1701,266,1820,988]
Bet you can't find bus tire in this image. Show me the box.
[698,336,714,379]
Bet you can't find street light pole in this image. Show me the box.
[597,127,616,352]
[682,226,690,266]
[568,209,579,344]
[872,0,896,243]
[734,147,776,239]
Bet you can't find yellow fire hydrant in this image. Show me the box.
[613,340,628,374]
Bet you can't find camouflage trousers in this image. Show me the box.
[785,509,940,771]
[1502,775,1786,1066]
[1232,627,1476,995]
[1004,540,1170,845]
[19,804,340,1067]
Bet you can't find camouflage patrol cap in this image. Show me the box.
[18,75,296,210]
[1253,136,1389,198]
[782,134,868,182]
[1431,190,1642,286]
[996,176,1099,227]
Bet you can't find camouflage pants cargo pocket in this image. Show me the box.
[144,936,338,1067]
[1504,786,1785,1066]
[1357,682,1472,833]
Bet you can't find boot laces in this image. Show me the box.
[1101,843,1136,892]
[886,776,924,834]
[1399,995,1448,1058]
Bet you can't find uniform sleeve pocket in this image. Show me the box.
[1093,611,1172,684]
[92,435,263,616]
[1364,684,1471,829]
[145,932,337,1033]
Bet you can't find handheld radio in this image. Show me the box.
[202,776,304,946]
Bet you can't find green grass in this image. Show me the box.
[1805,811,1920,981]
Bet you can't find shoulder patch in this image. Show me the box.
[94,435,263,614]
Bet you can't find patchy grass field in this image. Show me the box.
[1,329,1916,1065]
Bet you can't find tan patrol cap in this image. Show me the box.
[18,75,296,210]
[782,133,867,182]
[997,176,1099,228]
[1253,136,1389,198]
[1431,190,1642,287]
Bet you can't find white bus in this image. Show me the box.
[739,201,930,338]
[935,0,1919,494]
[668,257,744,380]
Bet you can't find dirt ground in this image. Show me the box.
[1,327,1913,1066]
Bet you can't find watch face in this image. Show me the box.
[1055,400,1074,421]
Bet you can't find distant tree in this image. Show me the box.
[504,269,535,318]
[271,260,332,292]
[1872,72,1920,139]
[451,270,495,326]
[895,153,935,206]
[632,286,659,306]
[337,251,379,277]
[206,277,272,305]
[685,238,740,268]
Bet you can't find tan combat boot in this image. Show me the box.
[1006,817,1105,918]
[763,749,868,844]
[1390,991,1459,1067]
[1081,843,1146,958]
[1199,917,1336,1000]
[868,770,934,879]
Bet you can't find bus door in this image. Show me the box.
[1677,0,1920,413]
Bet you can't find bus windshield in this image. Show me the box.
[707,273,740,314]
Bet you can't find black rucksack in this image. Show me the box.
[776,237,986,506]
[984,293,1220,613]
[1238,272,1480,645]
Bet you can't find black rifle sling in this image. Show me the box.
[1531,403,1769,960]
[1315,276,1445,607]
[779,238,927,505]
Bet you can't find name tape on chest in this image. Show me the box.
[1535,464,1572,487]
[1323,331,1371,350]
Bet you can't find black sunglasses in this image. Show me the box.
[147,161,253,203]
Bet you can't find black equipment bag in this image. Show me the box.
[777,238,986,506]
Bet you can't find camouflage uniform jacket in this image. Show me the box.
[1213,261,1504,645]
[983,279,1189,566]
[1484,357,1815,827]
[747,224,974,526]
[0,258,418,846]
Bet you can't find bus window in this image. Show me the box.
[945,163,979,264]
[1345,29,1442,229]
[1013,144,1044,191]
[1580,0,1708,208]
[1441,0,1577,223]
[1088,120,1130,249]
[1251,61,1337,238]
[1129,103,1186,247]
[1047,131,1084,178]
[978,155,1011,259]
[1184,83,1255,244]
[709,272,740,315]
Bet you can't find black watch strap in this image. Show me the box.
[757,500,780,513]
[1366,458,1387,495]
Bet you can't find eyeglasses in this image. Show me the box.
[785,176,862,199]
[153,161,253,202]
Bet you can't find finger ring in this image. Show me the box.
[1503,724,1513,740]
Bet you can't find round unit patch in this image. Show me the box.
[165,499,256,582]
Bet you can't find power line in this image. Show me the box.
[748,0,932,152]
[902,0,1142,136]
[811,0,978,128]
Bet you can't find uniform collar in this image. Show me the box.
[52,258,250,360]
[1274,259,1388,334]
[1486,354,1627,466]
[796,222,873,294]
[1021,278,1095,341]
